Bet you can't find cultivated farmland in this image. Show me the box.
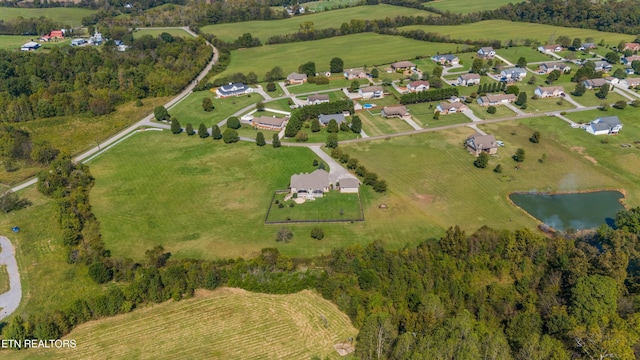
[216,34,461,80]
[202,4,438,42]
[399,20,634,45]
[6,288,358,360]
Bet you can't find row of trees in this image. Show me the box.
[399,88,458,105]
[329,147,387,193]
[284,100,354,137]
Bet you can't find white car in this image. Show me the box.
[496,141,505,147]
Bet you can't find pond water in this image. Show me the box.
[509,190,625,231]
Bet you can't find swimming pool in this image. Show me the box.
[363,104,375,109]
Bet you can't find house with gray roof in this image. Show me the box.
[477,94,516,106]
[586,116,622,135]
[318,113,345,125]
[457,73,481,86]
[431,54,459,65]
[338,177,360,193]
[381,105,409,118]
[391,61,416,71]
[583,78,609,89]
[466,133,499,156]
[538,62,571,74]
[252,116,286,130]
[500,67,527,81]
[216,83,253,97]
[359,85,384,99]
[344,69,368,80]
[477,47,495,59]
[290,169,330,199]
[286,72,307,85]
[307,94,329,105]
[436,102,467,114]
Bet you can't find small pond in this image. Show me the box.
[509,190,625,231]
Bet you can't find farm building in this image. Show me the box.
[216,83,253,97]
[20,42,41,51]
[290,169,330,199]
[466,133,499,156]
[586,116,623,135]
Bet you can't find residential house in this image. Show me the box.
[318,113,345,125]
[216,83,253,97]
[593,61,613,72]
[381,105,409,118]
[586,116,623,135]
[290,169,330,199]
[338,177,360,194]
[457,73,481,86]
[538,44,563,53]
[359,85,384,99]
[71,38,86,46]
[538,62,571,74]
[583,78,609,90]
[40,30,64,42]
[623,43,640,52]
[627,68,636,75]
[286,72,307,85]
[89,30,103,45]
[431,54,459,65]
[605,76,619,85]
[500,67,528,81]
[534,86,564,98]
[307,94,329,105]
[466,133,499,156]
[390,61,416,71]
[406,80,430,92]
[622,55,640,65]
[621,77,640,88]
[436,102,467,114]
[252,116,286,130]
[20,42,41,51]
[477,94,516,106]
[579,43,596,51]
[344,69,367,80]
[477,47,495,59]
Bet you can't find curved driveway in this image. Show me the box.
[0,236,21,322]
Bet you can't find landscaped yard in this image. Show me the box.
[570,91,629,107]
[266,192,362,222]
[282,126,360,143]
[356,110,415,135]
[467,103,517,120]
[526,97,576,113]
[217,34,461,80]
[166,90,263,128]
[201,4,438,42]
[407,104,471,127]
[228,124,280,140]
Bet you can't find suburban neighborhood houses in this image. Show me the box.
[586,116,623,135]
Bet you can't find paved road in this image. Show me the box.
[0,236,21,322]
[308,146,358,184]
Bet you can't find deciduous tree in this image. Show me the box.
[330,57,344,73]
[171,118,182,134]
[222,128,239,143]
[202,97,214,112]
[256,132,265,146]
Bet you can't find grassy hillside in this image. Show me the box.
[217,33,462,79]
[399,20,634,45]
[132,28,192,39]
[425,0,516,14]
[0,8,96,27]
[6,288,357,360]
[202,4,438,42]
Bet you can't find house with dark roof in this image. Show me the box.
[406,80,430,92]
[457,73,481,86]
[500,67,527,81]
[477,94,516,106]
[359,86,384,99]
[579,43,596,51]
[466,133,499,156]
[477,47,495,59]
[290,169,330,199]
[381,105,409,118]
[431,54,459,65]
[286,72,307,85]
[307,94,329,105]
[318,113,345,125]
[252,116,287,130]
[594,61,613,72]
[586,116,622,135]
[390,61,416,71]
[436,102,467,114]
[216,83,253,97]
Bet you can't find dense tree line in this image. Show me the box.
[399,88,458,105]
[284,100,354,137]
[0,33,211,123]
[0,16,71,36]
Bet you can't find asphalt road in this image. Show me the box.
[0,236,21,322]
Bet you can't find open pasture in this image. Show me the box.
[6,288,358,360]
[202,4,438,42]
[399,20,633,46]
[0,8,95,27]
[425,0,516,14]
[216,34,460,80]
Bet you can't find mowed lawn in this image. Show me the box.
[0,8,95,27]
[266,192,362,222]
[216,34,460,80]
[0,35,71,50]
[425,0,516,13]
[0,264,9,295]
[202,4,437,42]
[399,20,633,45]
[167,90,262,128]
[133,28,193,39]
[8,288,358,360]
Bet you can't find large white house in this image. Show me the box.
[586,116,623,135]
[216,83,253,97]
[457,73,481,86]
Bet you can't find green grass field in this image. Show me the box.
[0,8,96,27]
[6,288,357,360]
[399,20,634,46]
[467,103,517,120]
[0,35,71,50]
[425,0,516,14]
[497,46,553,64]
[408,104,471,127]
[132,28,193,39]
[288,78,365,95]
[202,4,437,42]
[0,264,9,295]
[299,0,361,11]
[216,34,460,80]
[282,125,360,143]
[266,192,362,222]
[167,90,262,128]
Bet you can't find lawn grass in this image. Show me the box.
[0,8,96,27]
[216,34,460,80]
[526,97,576,113]
[300,0,363,11]
[498,46,553,64]
[201,4,437,42]
[0,35,71,50]
[228,123,280,140]
[0,264,9,295]
[266,192,362,222]
[407,104,471,127]
[0,96,172,186]
[287,78,363,95]
[571,91,628,107]
[399,20,634,46]
[8,288,357,360]
[467,103,517,120]
[167,90,263,128]
[356,110,413,135]
[132,28,193,39]
[425,0,516,14]
[283,127,360,143]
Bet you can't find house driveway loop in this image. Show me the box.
[0,236,22,322]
